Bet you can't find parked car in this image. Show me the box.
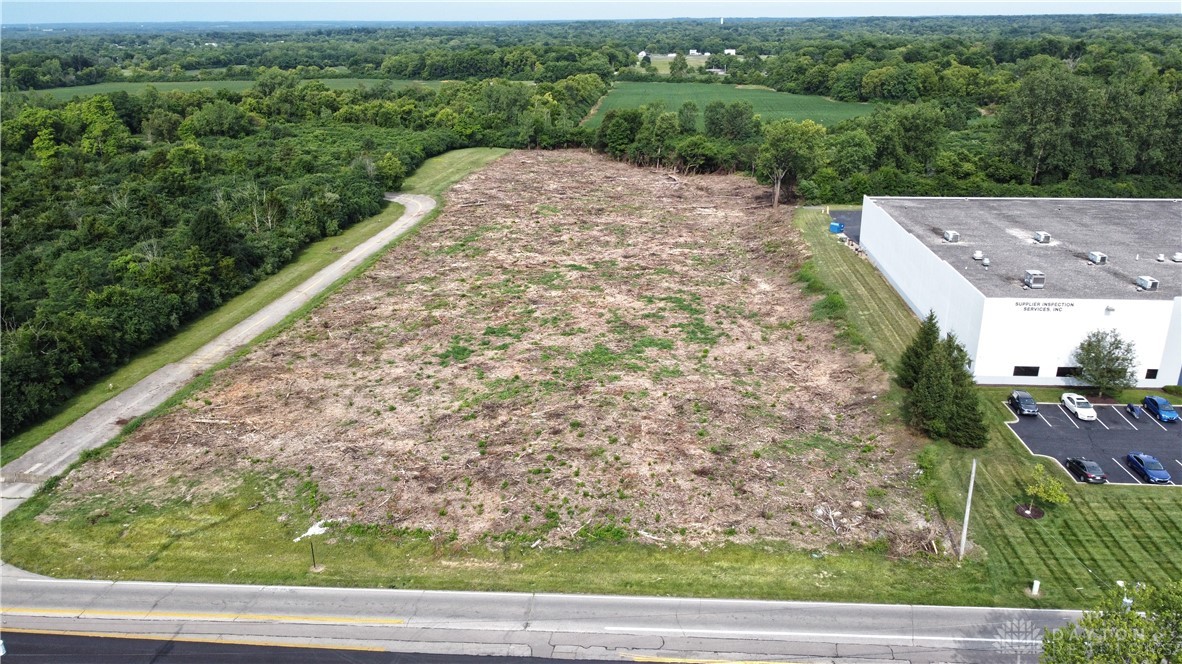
[1126,452,1172,484]
[1064,457,1108,484]
[1061,393,1097,421]
[1142,395,1179,423]
[1008,390,1040,416]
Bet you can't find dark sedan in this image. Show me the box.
[1008,390,1040,416]
[1126,452,1172,484]
[1064,457,1107,484]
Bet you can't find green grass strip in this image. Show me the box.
[793,207,919,366]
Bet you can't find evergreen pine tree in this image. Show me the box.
[897,310,940,389]
[942,334,990,448]
[907,344,953,439]
[947,380,989,448]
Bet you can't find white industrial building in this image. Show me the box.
[859,197,1182,388]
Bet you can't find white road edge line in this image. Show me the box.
[1058,405,1080,428]
[1112,457,1143,484]
[1112,406,1139,430]
[603,626,1041,645]
[2,577,1083,613]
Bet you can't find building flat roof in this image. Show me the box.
[867,197,1182,300]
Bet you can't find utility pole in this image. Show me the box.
[959,459,977,561]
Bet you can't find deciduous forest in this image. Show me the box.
[2,15,1180,441]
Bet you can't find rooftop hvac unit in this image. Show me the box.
[1023,270,1046,289]
[1173,252,1182,262]
[1136,276,1159,291]
[942,230,960,243]
[972,250,984,260]
[1034,231,1052,244]
[1088,251,1108,265]
[1157,254,1166,262]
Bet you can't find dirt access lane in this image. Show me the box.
[0,194,436,517]
[53,151,933,552]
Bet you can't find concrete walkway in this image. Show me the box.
[0,194,436,517]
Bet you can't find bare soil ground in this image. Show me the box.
[55,150,932,551]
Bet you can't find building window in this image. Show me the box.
[1056,367,1081,378]
[1146,369,1158,380]
[1013,366,1039,377]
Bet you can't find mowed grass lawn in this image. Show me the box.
[0,148,507,466]
[34,78,438,101]
[402,147,509,197]
[798,206,1182,607]
[583,82,874,128]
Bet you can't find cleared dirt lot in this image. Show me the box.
[51,151,932,551]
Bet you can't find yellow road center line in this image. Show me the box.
[0,627,385,652]
[2,607,403,625]
[628,652,813,656]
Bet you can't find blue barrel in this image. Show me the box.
[828,221,845,233]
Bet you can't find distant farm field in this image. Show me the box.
[34,78,438,100]
[644,53,711,74]
[584,82,874,128]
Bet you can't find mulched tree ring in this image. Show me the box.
[1015,504,1045,519]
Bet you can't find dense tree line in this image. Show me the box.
[5,15,1179,99]
[0,73,602,439]
[592,78,1180,204]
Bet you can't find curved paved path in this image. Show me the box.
[0,194,436,517]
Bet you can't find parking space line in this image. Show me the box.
[1112,458,1143,484]
[1095,416,1110,430]
[1175,460,1182,470]
[1058,405,1080,428]
[1037,413,1052,428]
[1112,407,1139,430]
[1147,416,1168,431]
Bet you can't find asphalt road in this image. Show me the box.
[0,194,436,517]
[0,630,581,664]
[1,564,1078,663]
[1007,401,1181,485]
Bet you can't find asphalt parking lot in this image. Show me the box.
[1007,401,1181,486]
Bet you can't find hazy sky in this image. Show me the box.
[3,1,1177,25]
